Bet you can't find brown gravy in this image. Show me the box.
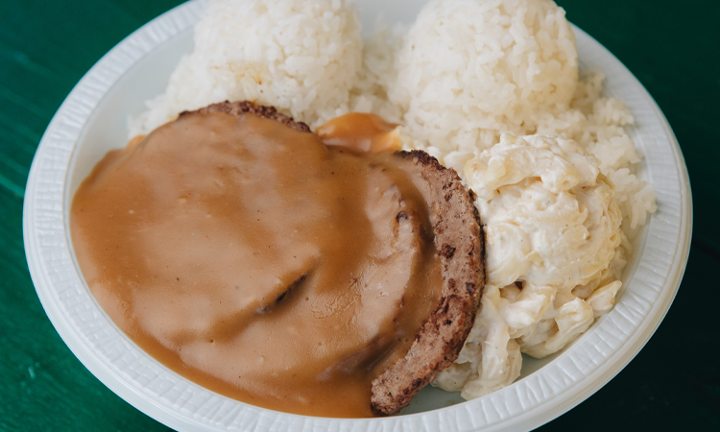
[71,111,443,418]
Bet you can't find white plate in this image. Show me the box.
[23,1,692,431]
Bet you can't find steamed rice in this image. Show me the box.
[129,0,362,135]
[131,0,657,402]
[388,0,578,153]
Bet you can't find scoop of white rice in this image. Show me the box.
[389,0,578,153]
[129,0,362,136]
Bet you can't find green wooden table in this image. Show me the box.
[1,0,718,430]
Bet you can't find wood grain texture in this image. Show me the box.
[1,0,718,431]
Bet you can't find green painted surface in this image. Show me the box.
[0,0,717,430]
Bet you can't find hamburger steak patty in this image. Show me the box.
[371,151,485,415]
[185,101,485,416]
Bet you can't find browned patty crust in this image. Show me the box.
[370,151,485,415]
[184,100,312,133]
